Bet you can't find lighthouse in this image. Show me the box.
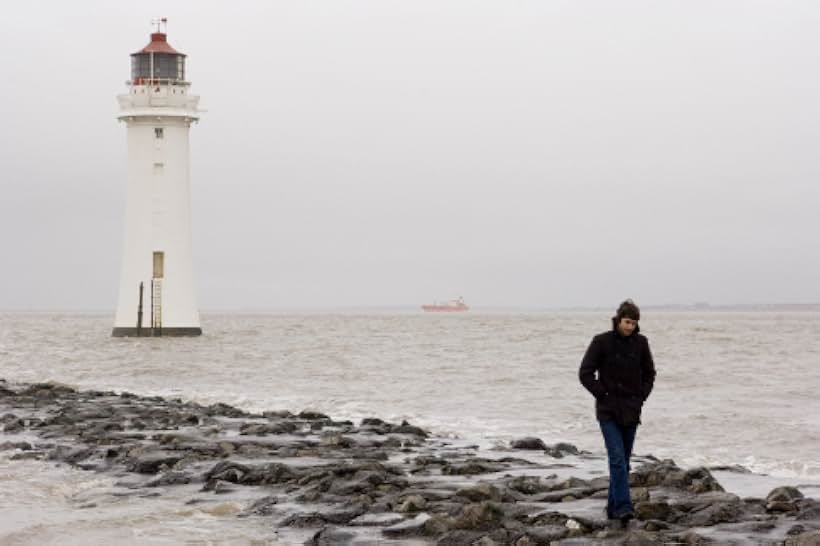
[112,24,202,336]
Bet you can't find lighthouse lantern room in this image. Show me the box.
[113,21,202,336]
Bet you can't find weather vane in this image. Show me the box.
[151,17,168,33]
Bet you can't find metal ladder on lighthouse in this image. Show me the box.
[151,279,163,335]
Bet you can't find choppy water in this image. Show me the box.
[1,310,819,543]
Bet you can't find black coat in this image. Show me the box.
[579,323,656,426]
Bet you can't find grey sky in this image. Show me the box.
[1,1,819,310]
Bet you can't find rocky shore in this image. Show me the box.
[1,379,818,545]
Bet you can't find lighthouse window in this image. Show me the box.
[153,162,164,175]
[154,128,164,139]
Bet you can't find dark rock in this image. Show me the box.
[3,418,25,433]
[127,452,184,474]
[47,446,95,464]
[396,494,428,513]
[453,502,504,531]
[676,498,742,527]
[382,513,432,538]
[766,486,804,503]
[205,402,249,418]
[443,460,504,476]
[544,442,580,458]
[635,500,672,521]
[456,483,503,503]
[204,460,251,483]
[708,464,752,473]
[262,410,293,419]
[630,460,724,493]
[787,525,807,536]
[436,530,485,544]
[393,420,429,437]
[510,437,547,450]
[515,525,569,545]
[796,499,820,521]
[279,512,331,528]
[0,441,32,451]
[147,471,193,487]
[506,476,552,495]
[642,519,670,532]
[349,512,405,527]
[299,410,330,420]
[361,417,386,426]
[244,462,299,485]
[784,531,820,546]
[307,526,356,545]
[320,432,355,448]
[239,422,297,435]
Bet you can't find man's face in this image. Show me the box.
[618,317,638,336]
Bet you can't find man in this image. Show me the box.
[579,299,656,525]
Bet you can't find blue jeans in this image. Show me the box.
[599,419,638,518]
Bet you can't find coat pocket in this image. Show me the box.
[618,395,644,426]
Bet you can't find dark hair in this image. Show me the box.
[615,299,640,322]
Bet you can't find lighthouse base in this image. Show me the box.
[112,327,203,337]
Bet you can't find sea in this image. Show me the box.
[0,310,819,544]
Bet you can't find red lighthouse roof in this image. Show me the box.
[134,33,185,56]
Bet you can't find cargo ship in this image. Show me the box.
[421,296,469,312]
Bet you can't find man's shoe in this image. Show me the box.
[619,511,635,528]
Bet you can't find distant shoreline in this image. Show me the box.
[3,303,820,314]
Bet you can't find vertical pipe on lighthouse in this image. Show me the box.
[112,27,202,336]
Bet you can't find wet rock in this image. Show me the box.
[766,486,804,509]
[320,432,355,448]
[544,442,580,458]
[436,530,485,544]
[307,526,356,545]
[0,441,32,451]
[3,418,25,433]
[642,519,670,532]
[127,452,184,474]
[676,498,742,527]
[511,437,548,450]
[442,459,504,476]
[631,460,724,493]
[298,410,330,420]
[239,422,296,435]
[244,462,299,485]
[349,512,405,527]
[205,402,249,418]
[506,476,553,495]
[515,525,569,544]
[204,460,251,483]
[47,445,95,464]
[453,502,505,531]
[631,487,650,503]
[241,495,280,516]
[262,410,293,419]
[456,483,504,503]
[396,494,428,513]
[279,512,332,528]
[393,420,429,437]
[147,471,194,487]
[784,530,820,546]
[796,499,820,521]
[635,500,672,521]
[708,464,752,473]
[382,513,432,538]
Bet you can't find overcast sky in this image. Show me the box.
[1,1,819,310]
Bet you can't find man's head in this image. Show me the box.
[614,299,640,336]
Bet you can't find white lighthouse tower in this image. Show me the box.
[113,23,202,336]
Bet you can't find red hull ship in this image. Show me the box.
[421,297,469,312]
